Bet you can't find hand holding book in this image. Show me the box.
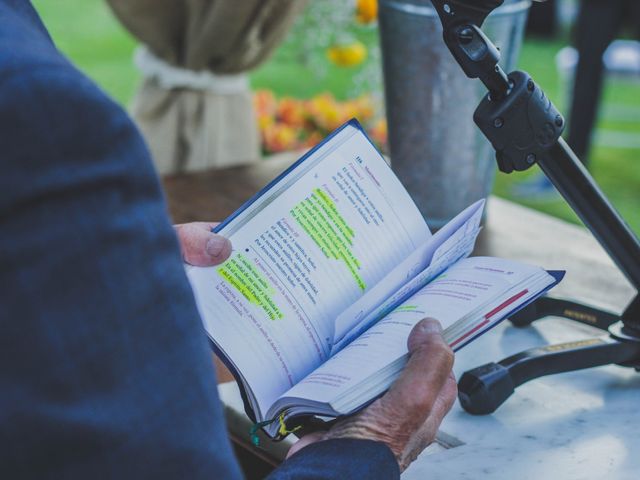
[287,318,457,472]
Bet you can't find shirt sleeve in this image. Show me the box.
[266,439,400,479]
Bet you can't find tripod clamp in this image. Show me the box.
[432,0,564,173]
[429,0,640,414]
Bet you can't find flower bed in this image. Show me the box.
[254,90,387,154]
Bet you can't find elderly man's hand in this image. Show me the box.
[174,222,232,266]
[288,318,457,472]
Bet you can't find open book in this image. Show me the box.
[187,120,563,439]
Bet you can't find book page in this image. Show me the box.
[278,256,549,407]
[331,200,484,353]
[188,123,430,417]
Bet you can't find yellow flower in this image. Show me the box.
[356,0,378,24]
[326,41,368,67]
[307,93,343,131]
[257,114,274,132]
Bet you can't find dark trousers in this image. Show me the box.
[567,0,640,165]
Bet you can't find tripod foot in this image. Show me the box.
[457,332,640,415]
[458,363,515,414]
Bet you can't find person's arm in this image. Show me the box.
[0,58,242,478]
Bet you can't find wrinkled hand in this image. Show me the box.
[174,222,232,267]
[288,318,457,472]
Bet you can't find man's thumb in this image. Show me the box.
[407,318,444,353]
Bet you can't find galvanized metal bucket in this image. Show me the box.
[379,0,531,228]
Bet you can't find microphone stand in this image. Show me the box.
[427,0,640,414]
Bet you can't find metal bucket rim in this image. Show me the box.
[379,0,531,18]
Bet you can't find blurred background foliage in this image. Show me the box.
[32,0,639,234]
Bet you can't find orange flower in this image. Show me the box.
[356,0,378,24]
[302,131,324,149]
[369,118,388,150]
[254,89,277,115]
[277,97,307,128]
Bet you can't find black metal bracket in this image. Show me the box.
[428,0,640,414]
[431,0,511,100]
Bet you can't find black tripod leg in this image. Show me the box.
[620,295,640,337]
[458,335,640,415]
[423,0,640,419]
[509,296,620,330]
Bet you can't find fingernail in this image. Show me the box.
[206,235,229,258]
[417,318,442,334]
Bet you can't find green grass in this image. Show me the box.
[31,1,640,234]
[31,0,140,103]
